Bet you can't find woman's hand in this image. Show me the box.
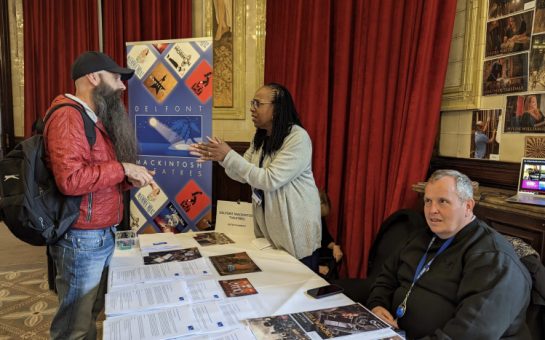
[332,244,343,262]
[371,306,399,329]
[189,136,232,162]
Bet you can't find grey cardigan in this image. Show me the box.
[220,125,321,259]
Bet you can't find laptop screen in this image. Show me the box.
[518,158,545,194]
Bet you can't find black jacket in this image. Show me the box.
[367,218,531,339]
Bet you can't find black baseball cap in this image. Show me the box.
[71,51,134,81]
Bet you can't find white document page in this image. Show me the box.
[177,257,213,278]
[103,302,240,340]
[105,281,190,317]
[188,279,223,303]
[109,262,182,289]
[171,327,256,340]
[191,301,238,333]
[250,238,271,250]
[109,259,212,290]
[218,299,257,324]
[103,305,197,340]
[215,201,253,236]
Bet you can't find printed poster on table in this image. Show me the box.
[244,304,396,340]
[127,38,213,234]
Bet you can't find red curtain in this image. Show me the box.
[265,0,456,277]
[22,0,191,137]
[101,0,192,71]
[23,0,98,137]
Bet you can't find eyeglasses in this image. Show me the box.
[250,99,273,109]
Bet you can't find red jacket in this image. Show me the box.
[44,95,128,229]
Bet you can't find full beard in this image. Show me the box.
[92,82,138,163]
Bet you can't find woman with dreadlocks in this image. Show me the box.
[190,83,321,271]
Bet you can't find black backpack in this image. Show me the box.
[0,103,96,246]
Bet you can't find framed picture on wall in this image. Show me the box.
[483,53,528,96]
[529,34,545,91]
[504,94,545,133]
[486,11,533,58]
[470,110,501,160]
[534,0,545,33]
[488,0,535,20]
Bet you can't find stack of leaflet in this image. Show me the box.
[138,233,187,253]
[108,258,212,290]
[103,299,257,340]
[105,279,229,316]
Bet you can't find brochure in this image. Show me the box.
[245,314,310,340]
[219,278,258,297]
[193,232,235,246]
[143,247,202,265]
[245,303,396,340]
[209,252,261,276]
[291,303,390,338]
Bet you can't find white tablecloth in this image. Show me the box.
[109,231,353,317]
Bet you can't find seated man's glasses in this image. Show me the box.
[250,99,273,109]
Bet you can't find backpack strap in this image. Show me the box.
[37,103,96,147]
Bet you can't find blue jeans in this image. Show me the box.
[49,226,116,340]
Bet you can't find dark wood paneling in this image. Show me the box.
[0,0,15,157]
[475,205,545,261]
[211,141,252,222]
[429,156,520,190]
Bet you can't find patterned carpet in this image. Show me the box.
[0,265,55,339]
[0,265,105,339]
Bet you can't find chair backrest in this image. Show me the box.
[366,209,426,278]
[522,254,545,340]
[504,236,545,340]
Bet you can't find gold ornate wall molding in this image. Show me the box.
[203,0,265,120]
[8,0,24,137]
[254,0,265,90]
[441,0,485,111]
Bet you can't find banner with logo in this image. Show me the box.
[126,38,213,233]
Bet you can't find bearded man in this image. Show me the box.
[44,51,155,339]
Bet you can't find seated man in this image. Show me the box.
[367,169,531,339]
[318,191,343,278]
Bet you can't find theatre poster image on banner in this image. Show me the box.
[505,94,545,133]
[126,38,213,234]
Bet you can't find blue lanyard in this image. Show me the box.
[413,235,454,283]
[395,235,454,320]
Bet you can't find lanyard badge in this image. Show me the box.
[395,235,454,320]
[252,188,264,206]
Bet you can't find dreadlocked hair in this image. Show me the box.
[252,83,303,156]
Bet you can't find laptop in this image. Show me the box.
[505,158,545,206]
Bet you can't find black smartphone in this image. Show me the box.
[306,284,344,299]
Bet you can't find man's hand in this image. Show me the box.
[122,163,155,188]
[371,306,399,329]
